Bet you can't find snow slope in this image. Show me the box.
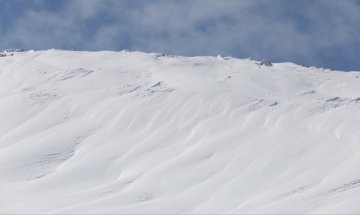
[1,50,360,214]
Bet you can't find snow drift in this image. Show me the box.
[1,50,360,214]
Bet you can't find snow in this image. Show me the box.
[0,50,360,213]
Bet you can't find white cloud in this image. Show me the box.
[0,0,359,70]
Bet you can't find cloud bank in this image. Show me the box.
[0,0,359,71]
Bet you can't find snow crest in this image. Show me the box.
[1,50,360,213]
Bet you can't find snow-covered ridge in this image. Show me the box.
[1,50,360,213]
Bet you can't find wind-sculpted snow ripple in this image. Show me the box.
[0,50,360,213]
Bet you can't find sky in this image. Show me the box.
[0,0,359,71]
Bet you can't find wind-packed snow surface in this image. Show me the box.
[1,50,360,214]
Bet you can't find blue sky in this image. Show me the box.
[0,0,359,71]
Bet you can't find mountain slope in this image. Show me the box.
[1,50,360,213]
